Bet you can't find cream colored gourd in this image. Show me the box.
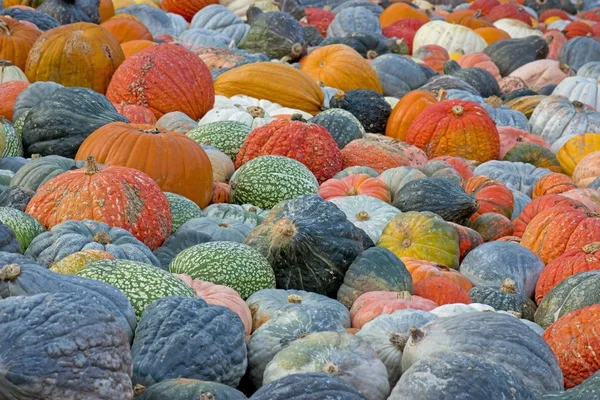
[413,21,487,55]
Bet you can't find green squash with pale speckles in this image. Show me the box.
[165,192,204,232]
[0,206,44,253]
[187,121,252,162]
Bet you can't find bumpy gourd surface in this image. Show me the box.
[0,206,44,252]
[165,192,205,232]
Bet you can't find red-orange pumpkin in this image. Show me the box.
[341,136,428,173]
[469,212,514,242]
[564,21,593,39]
[513,194,588,237]
[457,52,501,82]
[120,39,156,58]
[0,80,28,120]
[161,0,218,21]
[100,17,153,43]
[26,156,171,250]
[318,174,391,202]
[211,181,230,204]
[113,103,157,124]
[498,126,550,158]
[532,173,576,199]
[350,291,437,329]
[0,16,41,71]
[488,4,533,25]
[413,276,472,306]
[402,257,473,290]
[449,222,484,261]
[446,10,493,29]
[469,0,500,15]
[107,43,215,120]
[385,90,437,141]
[464,176,514,219]
[412,45,449,73]
[75,122,213,208]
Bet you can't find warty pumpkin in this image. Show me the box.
[556,133,600,177]
[513,194,589,237]
[413,276,472,306]
[0,16,41,71]
[0,81,28,121]
[404,99,500,163]
[25,22,124,94]
[100,17,153,43]
[573,151,600,188]
[299,44,382,94]
[384,90,437,141]
[214,62,324,115]
[464,176,514,219]
[319,174,391,203]
[26,156,171,250]
[532,173,576,198]
[341,135,427,173]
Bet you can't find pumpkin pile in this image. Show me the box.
[2,0,600,398]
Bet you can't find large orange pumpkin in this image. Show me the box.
[107,44,214,119]
[513,194,588,237]
[318,174,391,202]
[532,173,576,198]
[385,90,437,141]
[521,207,600,263]
[379,3,429,27]
[299,44,382,94]
[446,10,493,29]
[161,0,218,21]
[464,176,514,219]
[350,291,437,329]
[404,99,500,162]
[120,39,156,58]
[100,17,153,43]
[0,80,28,121]
[75,122,213,208]
[0,16,41,71]
[413,276,472,306]
[402,257,473,290]
[26,156,171,250]
[25,23,124,94]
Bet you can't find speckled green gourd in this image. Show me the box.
[165,192,205,232]
[187,121,252,162]
[0,118,23,157]
[77,259,196,319]
[229,155,319,209]
[12,113,27,139]
[0,207,44,252]
[169,241,276,299]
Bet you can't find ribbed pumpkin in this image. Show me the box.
[556,133,600,177]
[405,100,500,163]
[447,10,493,29]
[385,90,437,141]
[475,27,511,44]
[449,222,484,261]
[498,126,550,159]
[235,117,342,183]
[402,257,473,290]
[319,174,391,203]
[100,17,153,43]
[412,45,449,74]
[469,212,514,242]
[504,95,546,119]
[107,44,214,120]
[535,242,600,304]
[532,173,576,199]
[49,249,116,275]
[456,52,501,82]
[161,0,218,21]
[469,0,500,15]
[300,45,382,94]
[503,143,562,173]
[350,291,437,329]
[564,21,593,39]
[543,304,600,388]
[113,103,157,124]
[488,4,533,26]
[25,22,124,94]
[573,151,600,188]
[521,207,600,264]
[25,156,171,250]
[379,3,429,28]
[214,62,324,115]
[0,81,28,121]
[413,276,472,306]
[120,39,156,58]
[513,194,589,237]
[75,122,213,208]
[0,16,41,71]
[464,176,514,219]
[561,188,600,213]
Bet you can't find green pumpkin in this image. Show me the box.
[0,207,44,253]
[468,278,537,321]
[187,121,252,162]
[10,155,86,192]
[203,203,268,228]
[165,192,205,232]
[0,117,22,157]
[309,108,366,149]
[503,143,561,173]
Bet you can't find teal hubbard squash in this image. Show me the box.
[107,43,215,120]
[25,156,171,250]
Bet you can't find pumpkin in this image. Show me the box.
[327,7,382,38]
[381,21,418,53]
[468,278,537,320]
[75,122,213,208]
[488,4,533,25]
[319,32,403,60]
[34,0,98,24]
[330,89,391,133]
[370,54,427,98]
[473,160,552,197]
[319,174,390,203]
[112,102,157,124]
[385,90,437,141]
[448,222,484,262]
[251,373,367,400]
[556,133,600,176]
[573,151,600,188]
[522,207,600,264]
[244,195,373,297]
[532,173,576,198]
[552,77,600,111]
[100,17,153,43]
[0,8,60,31]
[503,143,562,173]
[161,0,217,21]
[457,52,501,82]
[413,20,487,54]
[0,81,28,121]
[335,166,379,179]
[504,95,546,119]
[559,36,600,72]
[120,38,156,57]
[49,249,115,275]
[493,18,541,39]
[513,194,588,237]
[447,10,492,30]
[378,166,427,203]
[235,117,342,183]
[469,212,514,241]
[403,257,473,291]
[115,5,178,36]
[379,3,429,27]
[9,155,85,191]
[25,22,124,94]
[411,44,449,73]
[0,60,26,84]
[303,7,335,36]
[464,176,515,219]
[309,108,365,149]
[201,145,234,183]
[26,157,171,250]
[560,188,600,212]
[405,99,500,163]
[484,35,549,77]
[413,277,472,306]
[214,62,324,115]
[0,16,41,71]
[498,126,550,158]
[510,60,571,91]
[136,379,247,400]
[378,211,460,269]
[543,304,600,388]
[350,291,437,329]
[543,29,567,61]
[474,26,511,44]
[535,242,600,304]
[107,44,214,119]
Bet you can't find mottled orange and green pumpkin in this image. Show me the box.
[25,22,124,94]
[75,122,214,208]
[469,212,514,242]
[107,43,215,119]
[404,100,500,163]
[385,90,437,141]
[448,222,483,262]
[463,176,514,219]
[318,174,391,202]
[0,16,41,71]
[503,143,562,173]
[532,173,576,199]
[26,157,171,250]
[49,249,115,275]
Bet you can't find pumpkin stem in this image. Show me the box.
[246,106,265,118]
[0,19,10,36]
[0,264,21,281]
[333,91,345,102]
[322,362,339,375]
[355,211,370,221]
[290,43,304,58]
[217,222,230,228]
[366,50,378,60]
[0,60,14,68]
[290,113,307,122]
[545,34,554,45]
[500,278,517,294]
[287,294,302,303]
[84,156,100,175]
[93,232,112,245]
[436,89,447,102]
[347,188,358,196]
[409,327,424,343]
[559,63,570,74]
[31,154,41,159]
[396,291,411,300]
[583,242,600,253]
[389,332,409,351]
[485,96,503,109]
[451,105,464,117]
[473,9,483,18]
[200,393,215,400]
[272,219,298,243]
[572,101,585,112]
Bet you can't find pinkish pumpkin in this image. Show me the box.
[509,60,571,91]
[457,52,501,82]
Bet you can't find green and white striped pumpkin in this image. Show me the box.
[165,192,205,232]
[187,121,252,162]
[0,206,44,252]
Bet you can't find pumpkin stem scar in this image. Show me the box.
[84,156,100,175]
[93,232,112,245]
[500,278,517,294]
[287,293,303,303]
[200,392,216,400]
[389,332,410,351]
[356,211,370,221]
[133,385,145,396]
[246,106,265,118]
[0,264,21,281]
[451,105,464,117]
[409,327,424,343]
[291,43,304,58]
[322,362,339,375]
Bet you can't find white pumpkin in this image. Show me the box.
[552,76,600,111]
[328,195,401,243]
[0,61,28,84]
[218,0,278,20]
[492,19,543,38]
[413,21,487,54]
[167,12,189,35]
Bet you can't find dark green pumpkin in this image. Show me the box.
[249,373,367,400]
[137,378,248,400]
[468,278,537,320]
[0,8,60,31]
[541,371,600,400]
[37,0,99,24]
[393,178,478,225]
[320,33,407,59]
[244,195,374,297]
[21,87,128,158]
[303,25,324,47]
[0,186,34,212]
[559,37,600,73]
[309,108,366,149]
[13,81,63,122]
[483,36,549,77]
[421,75,479,96]
[503,143,561,172]
[0,222,21,253]
[534,270,600,329]
[443,60,501,98]
[9,155,85,192]
[337,247,413,308]
[329,89,391,133]
[239,8,306,61]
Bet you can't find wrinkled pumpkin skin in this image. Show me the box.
[137,378,248,400]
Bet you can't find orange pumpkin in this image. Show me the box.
[469,212,514,242]
[120,39,156,58]
[475,27,511,44]
[379,3,429,27]
[573,151,600,188]
[413,276,472,305]
[211,181,230,204]
[107,44,214,119]
[403,257,473,290]
[0,16,41,71]
[513,194,588,237]
[561,188,600,212]
[100,18,153,43]
[448,222,484,261]
[564,20,593,39]
[457,52,501,82]
[521,207,600,263]
[532,173,576,198]
[464,176,514,219]
[446,10,493,29]
[469,0,501,15]
[385,90,437,141]
[26,156,171,250]
[0,80,28,121]
[99,0,116,22]
[25,23,124,94]
[350,291,437,329]
[299,44,382,93]
[75,122,213,208]
[161,0,218,21]
[404,100,500,163]
[193,46,249,71]
[112,103,157,124]
[341,136,428,173]
[535,242,600,304]
[318,174,391,202]
[412,45,449,73]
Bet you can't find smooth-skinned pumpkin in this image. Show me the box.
[0,15,41,71]
[385,90,437,141]
[319,173,391,203]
